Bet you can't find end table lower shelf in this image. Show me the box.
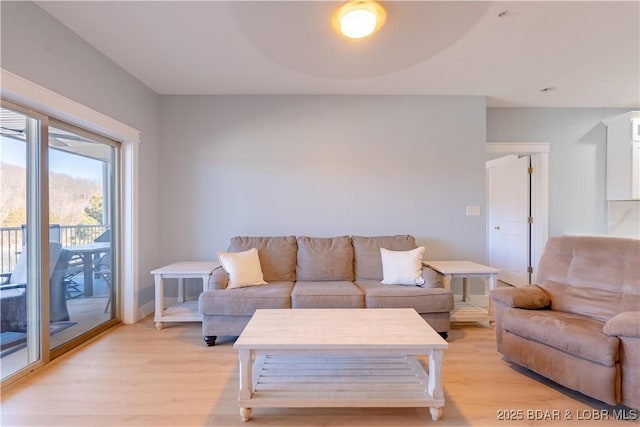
[451,299,491,324]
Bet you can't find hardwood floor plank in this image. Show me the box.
[1,317,634,426]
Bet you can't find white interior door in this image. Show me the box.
[487,155,530,287]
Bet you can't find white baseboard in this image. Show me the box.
[137,300,155,322]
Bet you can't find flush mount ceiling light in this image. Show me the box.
[333,1,386,39]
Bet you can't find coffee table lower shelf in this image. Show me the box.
[239,354,443,421]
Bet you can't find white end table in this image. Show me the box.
[423,260,499,325]
[151,261,220,330]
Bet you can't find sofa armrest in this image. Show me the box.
[421,266,444,288]
[490,285,550,309]
[603,311,640,338]
[208,266,229,290]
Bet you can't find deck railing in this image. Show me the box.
[0,225,109,274]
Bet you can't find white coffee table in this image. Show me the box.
[233,308,448,422]
[151,261,220,330]
[423,260,500,325]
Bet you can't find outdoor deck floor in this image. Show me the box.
[1,276,112,379]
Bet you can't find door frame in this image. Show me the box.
[486,143,550,282]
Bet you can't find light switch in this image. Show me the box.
[466,206,481,216]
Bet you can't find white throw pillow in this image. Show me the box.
[217,248,268,289]
[380,247,426,286]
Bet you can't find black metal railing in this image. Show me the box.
[0,225,109,274]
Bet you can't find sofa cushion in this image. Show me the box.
[502,308,619,366]
[380,247,426,286]
[229,236,297,282]
[540,279,640,323]
[291,281,364,308]
[296,236,354,281]
[356,280,453,313]
[352,235,418,281]
[217,248,267,289]
[199,281,294,316]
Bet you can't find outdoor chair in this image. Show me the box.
[21,224,61,245]
[93,231,112,312]
[94,229,110,242]
[0,242,71,332]
[94,253,112,313]
[63,256,84,299]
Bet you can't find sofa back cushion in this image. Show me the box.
[228,236,297,282]
[541,280,640,323]
[536,236,640,321]
[352,235,418,281]
[296,236,354,281]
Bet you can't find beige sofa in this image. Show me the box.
[490,235,640,410]
[198,235,454,346]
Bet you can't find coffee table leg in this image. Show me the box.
[430,407,443,421]
[428,349,444,420]
[239,349,253,421]
[240,407,252,422]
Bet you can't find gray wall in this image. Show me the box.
[1,1,161,308]
[487,108,633,237]
[159,95,487,264]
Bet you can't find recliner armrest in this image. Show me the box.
[603,311,640,338]
[208,266,229,290]
[490,285,550,309]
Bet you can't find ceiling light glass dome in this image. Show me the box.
[334,1,386,39]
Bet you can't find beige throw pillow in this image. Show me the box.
[217,248,267,289]
[380,247,426,286]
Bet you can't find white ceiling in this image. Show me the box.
[37,1,639,107]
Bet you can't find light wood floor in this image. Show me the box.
[1,318,635,426]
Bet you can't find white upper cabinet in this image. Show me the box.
[604,112,640,200]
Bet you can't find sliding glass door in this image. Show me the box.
[0,101,120,381]
[47,121,118,352]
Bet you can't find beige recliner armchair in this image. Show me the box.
[490,235,640,410]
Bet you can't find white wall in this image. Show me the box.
[1,1,161,310]
[487,108,632,237]
[159,95,487,263]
